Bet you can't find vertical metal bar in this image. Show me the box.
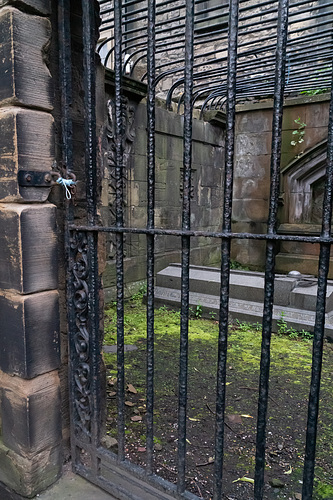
[146,0,156,477]
[82,0,100,470]
[254,0,289,497]
[177,0,194,493]
[114,0,126,463]
[213,0,239,498]
[59,0,74,184]
[58,0,76,466]
[83,1,98,225]
[302,72,333,500]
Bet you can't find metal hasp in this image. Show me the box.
[18,170,57,187]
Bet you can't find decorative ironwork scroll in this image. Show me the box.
[106,97,136,258]
[106,97,136,171]
[70,231,92,440]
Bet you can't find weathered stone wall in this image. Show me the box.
[0,1,62,497]
[101,92,225,301]
[100,92,331,294]
[0,0,105,495]
[231,94,331,274]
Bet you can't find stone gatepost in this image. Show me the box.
[0,1,62,497]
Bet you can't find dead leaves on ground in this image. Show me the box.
[125,401,135,407]
[232,476,254,484]
[127,383,137,394]
[131,415,143,422]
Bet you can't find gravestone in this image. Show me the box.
[154,263,333,340]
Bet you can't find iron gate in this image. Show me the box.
[59,0,333,499]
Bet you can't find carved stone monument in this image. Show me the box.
[155,263,333,339]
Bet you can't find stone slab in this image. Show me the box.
[0,370,61,457]
[0,204,57,293]
[0,1,51,15]
[0,290,60,378]
[154,286,333,339]
[0,439,61,498]
[0,108,54,202]
[156,264,303,307]
[0,8,52,110]
[155,264,333,339]
[291,285,333,312]
[0,479,24,500]
[35,469,117,500]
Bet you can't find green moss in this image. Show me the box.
[105,303,313,376]
[314,481,333,499]
[103,301,333,496]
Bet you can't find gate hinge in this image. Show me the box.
[18,170,60,187]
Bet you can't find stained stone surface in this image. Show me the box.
[34,469,116,499]
[155,264,333,339]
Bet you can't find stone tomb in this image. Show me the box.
[154,263,333,340]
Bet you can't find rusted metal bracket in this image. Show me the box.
[18,170,60,187]
[18,169,77,199]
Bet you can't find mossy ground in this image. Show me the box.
[103,297,333,499]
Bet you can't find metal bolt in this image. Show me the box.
[44,173,52,183]
[25,174,32,183]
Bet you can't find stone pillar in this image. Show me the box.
[0,1,62,498]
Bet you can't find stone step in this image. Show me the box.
[155,264,333,339]
[156,263,333,310]
[154,286,333,339]
[157,264,285,305]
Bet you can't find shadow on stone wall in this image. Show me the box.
[101,79,226,302]
[100,80,332,300]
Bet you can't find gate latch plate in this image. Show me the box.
[18,170,59,187]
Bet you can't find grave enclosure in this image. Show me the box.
[155,263,333,339]
[102,91,332,299]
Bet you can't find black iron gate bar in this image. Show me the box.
[303,81,333,497]
[60,1,333,500]
[214,0,239,497]
[254,0,289,496]
[81,0,101,478]
[68,226,333,244]
[114,0,126,466]
[177,0,194,494]
[146,0,156,480]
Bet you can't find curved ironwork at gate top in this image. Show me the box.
[98,0,333,111]
[59,0,333,499]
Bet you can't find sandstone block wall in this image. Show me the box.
[0,1,62,497]
[101,95,225,301]
[232,94,331,272]
[100,89,331,297]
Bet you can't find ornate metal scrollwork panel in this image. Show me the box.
[106,97,136,259]
[70,231,92,440]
